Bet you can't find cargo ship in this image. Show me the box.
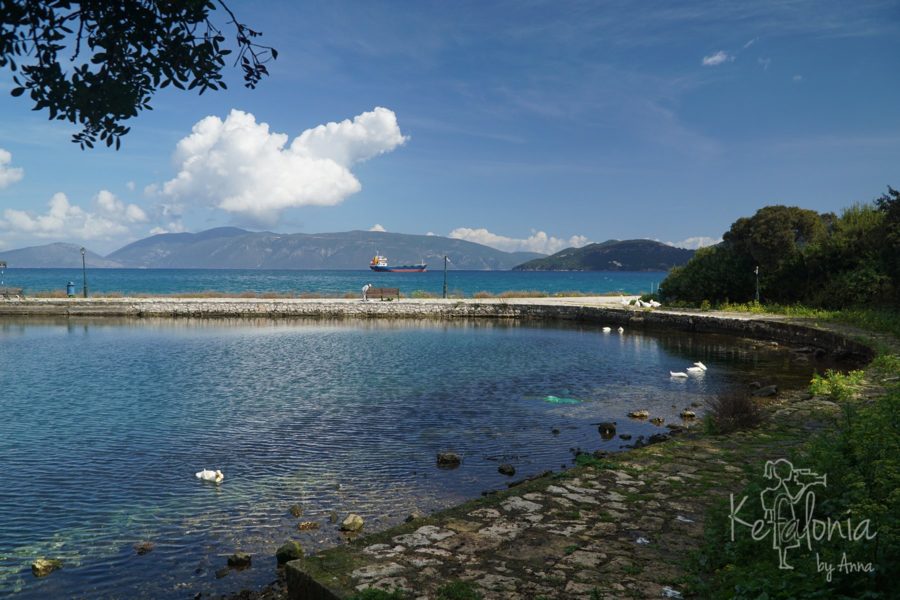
[369,254,427,272]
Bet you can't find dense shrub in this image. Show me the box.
[660,188,899,309]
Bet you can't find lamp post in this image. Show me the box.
[80,247,88,298]
[442,255,449,299]
[754,265,760,304]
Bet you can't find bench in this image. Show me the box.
[0,287,23,299]
[367,287,400,301]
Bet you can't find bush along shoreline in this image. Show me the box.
[683,346,899,598]
[659,186,899,310]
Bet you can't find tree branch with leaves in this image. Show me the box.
[0,0,277,149]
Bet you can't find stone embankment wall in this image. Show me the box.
[0,297,874,360]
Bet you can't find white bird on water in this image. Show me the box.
[196,469,224,483]
[602,326,612,333]
[618,326,624,333]
[693,361,707,371]
[670,371,689,378]
[686,366,704,375]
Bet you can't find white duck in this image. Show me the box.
[602,326,612,333]
[693,361,707,371]
[196,469,224,483]
[670,371,689,378]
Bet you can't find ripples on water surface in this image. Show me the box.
[0,318,835,598]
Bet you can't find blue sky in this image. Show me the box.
[0,0,898,255]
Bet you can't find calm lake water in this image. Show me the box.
[0,318,835,598]
[0,268,665,297]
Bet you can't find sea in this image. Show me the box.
[0,268,665,297]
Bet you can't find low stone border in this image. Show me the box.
[0,297,874,361]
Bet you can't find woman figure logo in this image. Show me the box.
[760,459,827,569]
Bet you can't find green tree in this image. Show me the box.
[0,0,276,149]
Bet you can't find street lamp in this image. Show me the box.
[442,255,449,299]
[80,247,88,298]
[754,265,760,304]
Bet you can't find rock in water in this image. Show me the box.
[133,541,155,555]
[627,409,650,419]
[753,385,778,398]
[31,558,62,577]
[275,541,304,564]
[288,504,303,518]
[227,552,252,568]
[340,514,364,532]
[650,416,665,426]
[436,452,461,467]
[597,422,616,439]
[498,463,516,476]
[405,510,425,523]
[680,410,697,419]
[297,521,319,531]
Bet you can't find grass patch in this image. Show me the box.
[436,581,483,600]
[685,365,899,598]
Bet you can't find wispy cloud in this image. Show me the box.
[743,37,759,48]
[666,236,721,249]
[793,74,804,82]
[758,57,772,70]
[702,50,734,66]
[449,227,589,254]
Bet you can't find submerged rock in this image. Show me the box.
[227,552,252,568]
[597,422,616,439]
[753,385,778,398]
[498,463,516,476]
[133,541,155,555]
[648,433,670,445]
[328,510,339,524]
[628,409,650,419]
[619,433,632,440]
[436,452,461,467]
[340,514,365,532]
[650,416,665,426]
[275,541,304,564]
[297,521,319,531]
[288,504,303,518]
[31,558,62,577]
[680,410,697,419]
[405,510,425,523]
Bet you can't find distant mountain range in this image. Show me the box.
[0,242,122,268]
[512,239,694,271]
[0,229,696,271]
[0,228,544,270]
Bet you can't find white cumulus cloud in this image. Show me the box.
[162,107,408,225]
[369,224,386,232]
[667,236,721,250]
[702,51,733,66]
[449,227,589,254]
[0,148,24,188]
[0,190,147,240]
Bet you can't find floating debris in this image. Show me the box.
[544,395,581,404]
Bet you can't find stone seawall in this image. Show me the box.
[0,297,874,360]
